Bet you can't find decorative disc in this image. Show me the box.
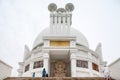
[65,3,74,12]
[48,3,57,12]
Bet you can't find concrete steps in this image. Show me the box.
[4,77,111,80]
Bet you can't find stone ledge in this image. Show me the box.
[4,77,108,80]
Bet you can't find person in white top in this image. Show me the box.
[103,65,111,80]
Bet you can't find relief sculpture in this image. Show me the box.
[54,61,66,77]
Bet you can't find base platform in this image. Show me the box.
[4,77,112,80]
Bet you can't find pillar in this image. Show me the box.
[88,53,93,76]
[62,12,66,34]
[18,62,24,77]
[30,61,34,77]
[43,52,50,75]
[50,13,54,33]
[66,12,71,34]
[54,13,57,34]
[70,52,76,77]
[58,14,61,34]
[88,61,93,76]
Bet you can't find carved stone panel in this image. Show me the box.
[54,61,66,77]
[76,60,88,68]
[33,61,43,69]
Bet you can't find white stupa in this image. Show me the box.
[17,3,106,77]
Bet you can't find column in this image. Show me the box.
[98,60,105,77]
[30,61,34,77]
[50,13,54,33]
[54,13,57,34]
[66,12,71,34]
[43,52,50,75]
[88,61,93,77]
[30,61,34,70]
[18,62,24,77]
[88,53,93,76]
[58,14,61,34]
[62,13,66,34]
[70,52,76,77]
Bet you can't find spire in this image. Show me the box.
[48,3,74,35]
[23,45,30,61]
[95,43,103,62]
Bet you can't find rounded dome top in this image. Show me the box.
[33,27,89,48]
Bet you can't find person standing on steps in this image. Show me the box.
[42,68,46,77]
[32,72,35,77]
[103,65,111,80]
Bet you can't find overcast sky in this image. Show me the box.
[0,0,120,76]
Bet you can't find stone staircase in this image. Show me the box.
[4,77,112,80]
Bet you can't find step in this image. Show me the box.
[4,77,108,80]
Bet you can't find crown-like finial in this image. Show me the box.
[48,3,74,35]
[57,8,66,13]
[48,3,57,12]
[65,3,74,12]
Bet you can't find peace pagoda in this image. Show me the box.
[17,3,106,77]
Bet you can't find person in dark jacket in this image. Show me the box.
[32,72,35,77]
[42,68,46,77]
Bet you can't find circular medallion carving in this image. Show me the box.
[65,3,74,12]
[48,3,57,12]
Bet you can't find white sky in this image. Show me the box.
[0,0,120,77]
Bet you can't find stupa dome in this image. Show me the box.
[33,27,89,48]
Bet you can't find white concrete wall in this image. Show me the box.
[21,52,43,77]
[0,60,12,80]
[76,67,90,77]
[22,68,43,77]
[109,59,120,79]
